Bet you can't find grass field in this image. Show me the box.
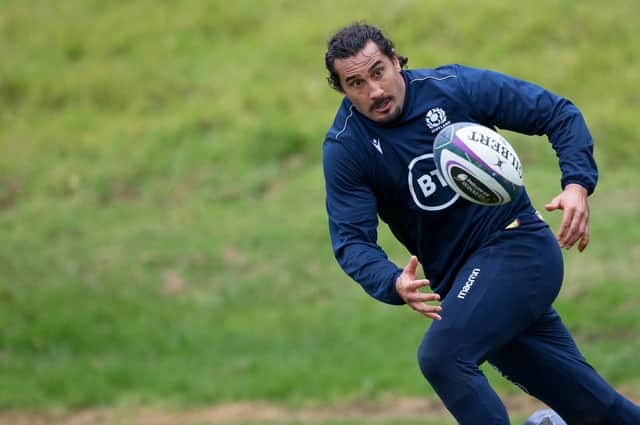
[1,1,639,424]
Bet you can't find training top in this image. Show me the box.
[322,64,597,303]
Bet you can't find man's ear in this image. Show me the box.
[392,49,401,71]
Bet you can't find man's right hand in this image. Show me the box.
[395,256,442,320]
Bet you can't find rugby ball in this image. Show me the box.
[433,122,523,205]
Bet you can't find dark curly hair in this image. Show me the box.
[325,23,408,91]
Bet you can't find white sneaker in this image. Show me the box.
[522,409,567,425]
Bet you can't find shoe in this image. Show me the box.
[522,409,567,425]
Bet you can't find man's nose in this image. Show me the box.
[369,81,384,99]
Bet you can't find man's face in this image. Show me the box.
[333,40,406,123]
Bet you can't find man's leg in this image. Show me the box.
[417,220,563,425]
[488,308,640,425]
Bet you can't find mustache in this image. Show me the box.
[370,96,393,112]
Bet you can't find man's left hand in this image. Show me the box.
[544,183,590,252]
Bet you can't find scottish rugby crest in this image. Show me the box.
[425,107,451,133]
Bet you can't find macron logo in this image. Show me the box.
[457,268,480,300]
[371,138,383,154]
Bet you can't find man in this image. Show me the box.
[322,22,640,424]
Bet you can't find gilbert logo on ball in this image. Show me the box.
[433,122,523,205]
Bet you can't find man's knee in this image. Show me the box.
[417,336,473,386]
[417,337,445,383]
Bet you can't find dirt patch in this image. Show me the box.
[0,395,549,425]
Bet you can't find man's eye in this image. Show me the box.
[373,68,384,77]
[351,80,362,88]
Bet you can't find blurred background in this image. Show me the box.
[1,1,638,424]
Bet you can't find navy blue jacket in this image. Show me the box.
[322,64,597,303]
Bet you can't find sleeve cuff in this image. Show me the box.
[561,178,595,196]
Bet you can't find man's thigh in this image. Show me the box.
[425,222,563,360]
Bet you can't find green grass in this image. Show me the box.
[1,0,639,417]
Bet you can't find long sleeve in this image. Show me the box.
[323,140,404,305]
[457,65,598,194]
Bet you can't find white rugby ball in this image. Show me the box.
[433,122,523,205]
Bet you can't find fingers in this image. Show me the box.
[547,184,590,251]
[559,205,589,249]
[577,226,590,252]
[408,299,442,320]
[556,207,575,247]
[424,311,443,321]
[397,256,442,320]
[395,257,426,294]
[403,255,419,277]
[544,196,561,212]
[406,278,430,291]
[566,209,588,248]
[405,291,441,320]
[405,291,440,303]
